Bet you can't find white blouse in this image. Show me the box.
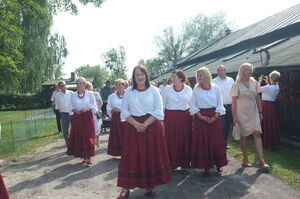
[190,84,226,115]
[121,85,164,121]
[261,85,280,102]
[68,91,98,113]
[107,93,123,117]
[162,84,192,110]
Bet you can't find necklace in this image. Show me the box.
[116,92,124,99]
[77,91,85,99]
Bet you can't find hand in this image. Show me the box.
[207,117,216,124]
[112,108,120,113]
[233,118,239,125]
[81,108,90,112]
[134,121,146,133]
[161,121,165,134]
[73,109,81,115]
[198,115,210,123]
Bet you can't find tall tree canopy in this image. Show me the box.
[0,0,106,93]
[75,65,109,88]
[102,46,128,81]
[154,12,230,66]
[138,58,168,80]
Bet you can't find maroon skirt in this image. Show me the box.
[261,101,280,148]
[164,109,192,169]
[107,112,124,156]
[117,115,172,189]
[0,173,9,199]
[191,108,227,169]
[67,111,95,158]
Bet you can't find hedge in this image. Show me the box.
[0,92,51,111]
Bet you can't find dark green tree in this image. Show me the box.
[75,65,109,88]
[138,58,168,80]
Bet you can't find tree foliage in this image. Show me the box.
[75,65,109,89]
[138,58,168,80]
[102,46,128,81]
[154,12,229,66]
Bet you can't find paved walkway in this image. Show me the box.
[1,133,300,199]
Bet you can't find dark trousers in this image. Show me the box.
[54,109,62,132]
[221,104,233,146]
[60,112,72,146]
[101,102,108,116]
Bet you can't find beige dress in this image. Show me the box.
[230,79,262,136]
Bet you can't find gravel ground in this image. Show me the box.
[1,132,300,199]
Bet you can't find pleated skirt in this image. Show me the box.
[0,173,9,199]
[107,112,124,156]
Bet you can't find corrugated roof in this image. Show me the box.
[155,3,300,82]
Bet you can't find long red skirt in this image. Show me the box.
[67,111,95,158]
[107,112,124,156]
[164,109,192,169]
[191,108,227,169]
[117,115,172,189]
[261,101,280,148]
[0,173,9,199]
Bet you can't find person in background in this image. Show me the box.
[51,85,61,133]
[85,82,103,148]
[190,67,227,176]
[107,79,126,156]
[162,69,193,174]
[67,77,98,166]
[124,80,129,89]
[230,63,270,168]
[100,80,112,117]
[116,66,171,199]
[56,81,74,146]
[159,79,168,94]
[111,86,116,94]
[213,65,234,149]
[150,81,158,87]
[259,70,281,148]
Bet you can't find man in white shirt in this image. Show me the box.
[56,81,74,146]
[51,85,61,133]
[159,79,168,94]
[213,65,234,149]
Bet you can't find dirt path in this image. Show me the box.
[1,133,300,199]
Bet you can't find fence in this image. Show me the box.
[0,109,55,154]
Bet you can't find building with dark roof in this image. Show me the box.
[155,3,300,143]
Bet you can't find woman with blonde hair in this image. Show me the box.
[67,77,98,165]
[259,70,281,148]
[190,67,227,176]
[107,78,126,156]
[85,82,103,147]
[230,63,270,168]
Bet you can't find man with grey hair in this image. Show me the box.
[213,65,234,149]
[56,81,74,146]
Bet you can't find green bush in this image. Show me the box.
[0,92,50,111]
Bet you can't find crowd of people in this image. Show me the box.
[6,62,278,199]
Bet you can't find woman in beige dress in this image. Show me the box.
[230,63,270,168]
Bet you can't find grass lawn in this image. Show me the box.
[0,109,62,159]
[228,138,300,189]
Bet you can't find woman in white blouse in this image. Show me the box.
[190,67,227,176]
[67,77,98,166]
[85,82,103,147]
[116,66,172,199]
[107,78,126,156]
[162,70,192,174]
[259,70,281,148]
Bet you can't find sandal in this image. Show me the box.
[257,161,270,169]
[216,167,223,176]
[242,162,253,167]
[117,189,130,199]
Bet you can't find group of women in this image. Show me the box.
[63,63,280,199]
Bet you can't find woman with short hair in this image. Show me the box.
[67,77,98,165]
[162,69,192,173]
[231,63,270,168]
[190,67,227,176]
[259,70,281,148]
[107,78,126,156]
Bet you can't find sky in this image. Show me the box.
[52,0,300,78]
